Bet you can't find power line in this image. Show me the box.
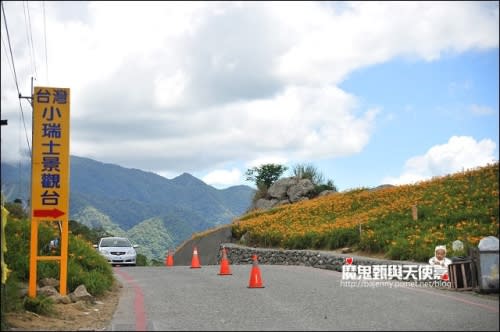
[1,1,32,156]
[1,34,17,88]
[26,1,38,78]
[42,1,48,84]
[1,2,32,208]
[23,3,33,73]
[1,1,21,95]
[23,1,38,78]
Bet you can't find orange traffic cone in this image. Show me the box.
[248,254,264,288]
[190,246,201,268]
[218,247,232,275]
[165,249,174,267]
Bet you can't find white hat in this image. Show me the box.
[435,245,447,253]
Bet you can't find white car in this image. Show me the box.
[94,237,138,266]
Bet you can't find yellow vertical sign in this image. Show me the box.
[29,87,70,297]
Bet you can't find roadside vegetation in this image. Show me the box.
[0,202,148,328]
[1,209,113,323]
[233,162,499,262]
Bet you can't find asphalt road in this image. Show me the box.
[109,264,499,331]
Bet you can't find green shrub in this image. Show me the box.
[66,239,113,296]
[283,235,306,249]
[386,238,412,261]
[284,232,314,249]
[3,275,24,312]
[150,258,164,266]
[3,215,116,312]
[37,261,60,280]
[3,201,28,219]
[308,184,337,199]
[79,269,115,296]
[326,227,360,249]
[23,295,55,316]
[136,253,148,266]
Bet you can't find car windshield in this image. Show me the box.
[100,238,131,247]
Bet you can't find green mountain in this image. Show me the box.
[1,156,255,261]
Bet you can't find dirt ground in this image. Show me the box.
[3,280,122,331]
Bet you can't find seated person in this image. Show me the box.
[48,237,59,251]
[429,245,452,279]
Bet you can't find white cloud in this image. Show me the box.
[383,136,497,185]
[448,80,472,95]
[202,168,242,188]
[274,2,499,85]
[1,2,498,186]
[63,84,377,173]
[470,104,495,116]
[246,156,290,169]
[154,70,188,108]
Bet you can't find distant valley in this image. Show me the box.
[1,156,255,261]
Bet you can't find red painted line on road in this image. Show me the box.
[134,283,147,331]
[401,286,499,313]
[114,267,148,331]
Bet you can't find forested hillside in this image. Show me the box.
[1,156,254,260]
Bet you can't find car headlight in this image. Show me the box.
[127,249,136,255]
[100,249,110,255]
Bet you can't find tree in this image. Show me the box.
[245,163,288,189]
[3,200,27,220]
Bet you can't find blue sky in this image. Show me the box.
[1,2,499,191]
[326,49,500,190]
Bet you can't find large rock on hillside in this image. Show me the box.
[254,198,279,210]
[251,177,316,211]
[287,178,315,203]
[267,178,299,200]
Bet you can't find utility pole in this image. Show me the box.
[19,77,34,106]
[18,77,34,214]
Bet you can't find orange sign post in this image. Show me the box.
[29,86,70,297]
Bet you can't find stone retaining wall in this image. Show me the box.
[217,243,420,272]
